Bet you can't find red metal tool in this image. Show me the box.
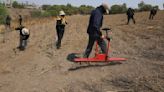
[74,28,127,62]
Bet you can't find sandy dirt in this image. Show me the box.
[0,11,164,92]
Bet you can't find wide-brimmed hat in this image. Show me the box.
[102,2,110,14]
[22,28,30,35]
[59,10,66,16]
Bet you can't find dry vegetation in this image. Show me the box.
[0,11,164,92]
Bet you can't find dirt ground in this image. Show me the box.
[0,11,164,92]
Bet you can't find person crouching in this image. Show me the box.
[56,10,68,49]
[15,26,30,51]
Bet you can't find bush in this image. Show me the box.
[79,5,94,14]
[0,5,8,24]
[30,10,42,18]
[40,4,94,17]
[30,10,52,18]
[12,1,25,8]
[110,3,127,14]
[138,1,153,11]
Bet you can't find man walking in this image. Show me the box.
[149,7,157,20]
[83,3,109,58]
[127,8,135,24]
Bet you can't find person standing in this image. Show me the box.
[56,10,68,49]
[15,26,30,51]
[5,15,12,31]
[83,3,109,58]
[149,7,157,20]
[126,8,135,24]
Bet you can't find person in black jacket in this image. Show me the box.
[149,7,157,20]
[56,10,68,49]
[127,8,135,24]
[15,26,30,51]
[5,15,11,28]
[83,3,109,58]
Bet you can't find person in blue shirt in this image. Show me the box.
[83,3,109,58]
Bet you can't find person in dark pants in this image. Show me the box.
[15,26,30,51]
[56,10,67,49]
[127,8,135,24]
[6,15,11,28]
[19,15,23,26]
[149,8,157,20]
[5,15,11,32]
[83,3,109,58]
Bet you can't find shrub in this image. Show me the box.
[0,5,8,24]
[110,3,127,14]
[138,1,158,11]
[12,1,25,9]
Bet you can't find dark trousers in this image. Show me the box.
[19,36,28,50]
[19,20,22,26]
[149,14,155,20]
[84,35,107,58]
[127,16,135,24]
[56,28,65,49]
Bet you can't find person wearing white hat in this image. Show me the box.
[83,3,109,58]
[15,25,30,51]
[56,10,68,49]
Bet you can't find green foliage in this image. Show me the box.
[138,1,160,11]
[45,4,84,16]
[42,5,51,10]
[37,4,94,17]
[31,2,160,18]
[110,3,127,14]
[138,1,158,11]
[153,5,159,10]
[0,5,8,24]
[79,5,94,14]
[30,10,52,18]
[30,10,42,18]
[12,1,25,8]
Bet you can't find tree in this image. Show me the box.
[138,1,152,11]
[110,4,127,14]
[31,4,94,17]
[42,5,51,10]
[12,1,25,8]
[0,5,8,24]
[138,1,145,9]
[122,3,127,13]
[79,5,94,14]
[153,5,159,10]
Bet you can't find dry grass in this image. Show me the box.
[0,11,163,92]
